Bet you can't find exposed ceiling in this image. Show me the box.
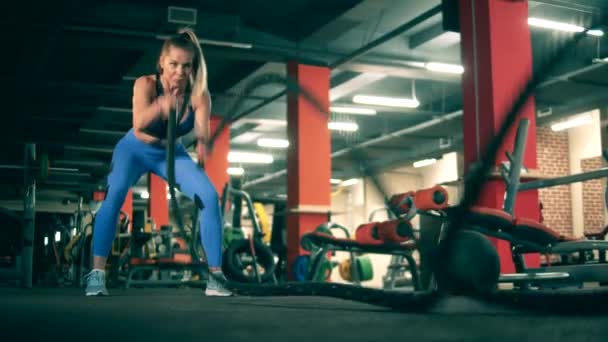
[1,0,608,212]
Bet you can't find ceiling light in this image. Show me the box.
[330,178,342,185]
[353,95,420,108]
[227,167,245,176]
[528,17,603,36]
[200,38,253,49]
[232,132,263,144]
[340,178,359,187]
[413,158,437,168]
[140,191,150,199]
[55,231,61,242]
[330,106,377,115]
[156,34,253,49]
[425,62,464,74]
[228,151,274,164]
[550,114,593,132]
[257,138,290,148]
[328,122,359,132]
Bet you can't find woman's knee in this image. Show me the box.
[193,187,219,210]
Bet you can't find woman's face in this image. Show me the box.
[160,46,194,91]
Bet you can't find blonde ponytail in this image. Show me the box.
[178,28,208,98]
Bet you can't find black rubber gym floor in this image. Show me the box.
[1,287,607,342]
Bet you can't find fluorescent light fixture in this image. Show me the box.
[330,106,377,115]
[257,138,290,148]
[403,61,428,69]
[353,95,420,108]
[200,38,253,49]
[340,178,359,187]
[528,17,604,36]
[156,34,253,49]
[227,167,245,176]
[140,191,150,199]
[55,231,61,242]
[589,30,604,36]
[97,106,131,113]
[425,62,464,74]
[44,236,49,246]
[550,114,593,131]
[232,132,263,144]
[330,178,342,185]
[413,158,437,168]
[228,151,274,164]
[328,122,359,132]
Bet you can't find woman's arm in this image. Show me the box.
[192,91,212,167]
[192,90,212,144]
[132,76,174,131]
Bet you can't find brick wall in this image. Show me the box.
[536,127,573,236]
[581,157,606,234]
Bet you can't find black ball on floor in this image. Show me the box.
[434,230,500,295]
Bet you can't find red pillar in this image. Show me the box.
[286,62,332,280]
[120,189,133,232]
[148,174,168,230]
[459,0,540,273]
[202,115,230,196]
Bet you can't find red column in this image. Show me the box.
[120,189,133,232]
[148,174,168,230]
[203,115,230,196]
[459,0,540,273]
[286,62,331,279]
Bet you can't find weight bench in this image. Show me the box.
[460,206,608,285]
[300,226,423,290]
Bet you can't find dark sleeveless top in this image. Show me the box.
[143,72,195,139]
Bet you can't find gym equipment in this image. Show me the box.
[338,256,374,282]
[223,238,276,283]
[292,255,335,282]
[377,219,413,243]
[404,119,608,293]
[121,222,207,288]
[220,182,277,284]
[435,230,501,295]
[159,10,608,312]
[253,203,272,244]
[354,222,382,245]
[301,221,416,287]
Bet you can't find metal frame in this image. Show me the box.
[303,220,423,290]
[306,241,422,290]
[220,181,276,284]
[469,118,608,286]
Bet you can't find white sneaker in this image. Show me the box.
[84,269,109,296]
[205,271,233,297]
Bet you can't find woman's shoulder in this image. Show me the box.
[133,74,158,96]
[134,74,157,88]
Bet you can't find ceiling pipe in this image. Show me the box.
[328,5,442,69]
[232,5,444,139]
[243,109,463,188]
[243,55,608,188]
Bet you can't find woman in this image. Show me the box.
[85,28,231,296]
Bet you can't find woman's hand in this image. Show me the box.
[156,94,177,118]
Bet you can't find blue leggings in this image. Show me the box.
[92,129,223,267]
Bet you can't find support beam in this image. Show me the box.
[409,23,461,50]
[21,143,36,288]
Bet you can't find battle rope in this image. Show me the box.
[165,12,607,310]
